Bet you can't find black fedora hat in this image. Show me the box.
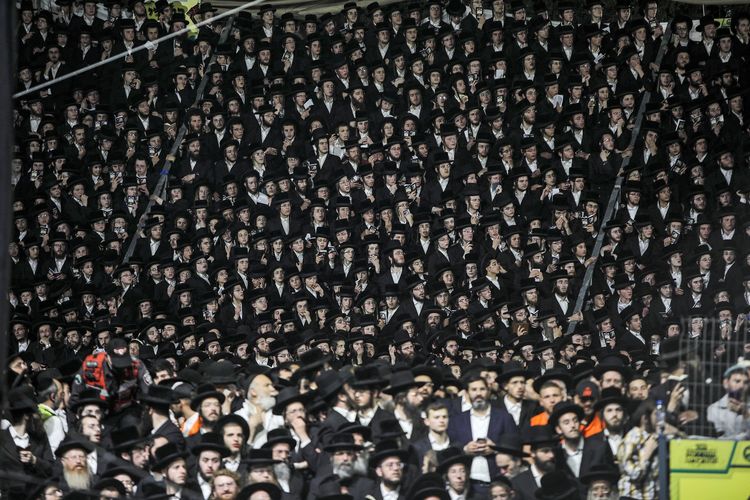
[490,433,530,457]
[368,439,408,467]
[322,433,364,453]
[580,464,620,486]
[548,401,585,429]
[140,385,177,409]
[532,367,572,394]
[262,428,297,450]
[244,449,281,468]
[436,447,472,474]
[497,360,530,384]
[55,436,94,458]
[237,482,282,500]
[190,432,230,457]
[272,387,310,415]
[189,383,226,410]
[151,443,188,471]
[351,364,387,390]
[592,355,632,381]
[592,386,629,413]
[523,425,559,448]
[383,370,425,395]
[110,425,148,453]
[315,370,346,402]
[534,470,579,499]
[70,388,108,412]
[215,414,250,439]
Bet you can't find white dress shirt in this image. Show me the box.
[469,410,491,482]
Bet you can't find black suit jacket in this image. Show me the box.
[511,469,539,500]
[556,434,614,478]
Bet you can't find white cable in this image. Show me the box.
[13,0,266,99]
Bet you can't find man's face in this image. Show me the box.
[725,372,748,394]
[555,411,580,441]
[531,447,556,472]
[539,386,563,412]
[628,379,648,401]
[600,371,623,389]
[200,397,222,423]
[166,459,188,485]
[424,408,449,433]
[212,474,238,500]
[602,403,625,431]
[198,450,222,479]
[376,457,403,483]
[505,376,526,400]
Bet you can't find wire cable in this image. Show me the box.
[13,0,266,99]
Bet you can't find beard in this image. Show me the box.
[332,461,355,480]
[537,457,556,474]
[258,395,276,411]
[274,462,291,483]
[471,398,489,412]
[64,467,92,491]
[353,450,369,476]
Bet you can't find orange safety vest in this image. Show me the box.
[530,411,550,426]
[583,414,605,438]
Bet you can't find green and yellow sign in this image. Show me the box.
[670,440,750,499]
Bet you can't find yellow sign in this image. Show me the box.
[670,440,750,500]
[144,1,202,37]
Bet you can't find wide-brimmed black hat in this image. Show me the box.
[315,370,346,402]
[190,432,230,457]
[580,464,620,486]
[151,443,188,471]
[523,425,559,448]
[262,428,297,450]
[592,355,633,381]
[535,470,579,499]
[141,385,177,409]
[548,401,585,429]
[532,367,572,394]
[237,482,282,500]
[436,447,472,474]
[490,433,530,457]
[272,387,310,415]
[110,425,148,453]
[383,370,425,395]
[70,388,108,413]
[215,414,250,439]
[244,449,281,468]
[497,360,530,384]
[592,386,629,413]
[369,439,408,467]
[322,433,364,453]
[55,436,94,458]
[189,383,226,410]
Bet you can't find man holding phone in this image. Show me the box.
[707,364,748,438]
[448,374,517,497]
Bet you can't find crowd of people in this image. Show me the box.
[5,0,750,499]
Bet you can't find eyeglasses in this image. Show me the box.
[380,461,403,469]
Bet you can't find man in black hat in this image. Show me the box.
[511,426,559,499]
[549,401,612,479]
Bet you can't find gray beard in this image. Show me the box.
[258,395,276,411]
[274,462,291,483]
[64,468,92,491]
[472,399,489,412]
[353,450,369,476]
[332,461,354,480]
